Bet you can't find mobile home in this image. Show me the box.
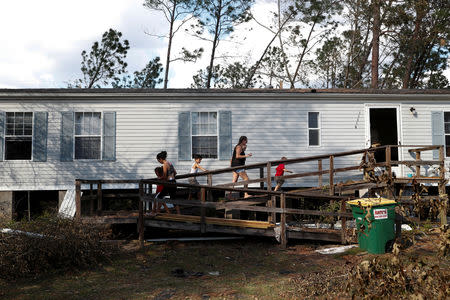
[0,89,449,220]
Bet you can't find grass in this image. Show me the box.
[1,232,448,300]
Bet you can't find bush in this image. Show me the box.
[0,215,115,280]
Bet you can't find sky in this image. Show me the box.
[0,0,448,89]
[0,0,276,89]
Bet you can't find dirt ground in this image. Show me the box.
[1,230,448,300]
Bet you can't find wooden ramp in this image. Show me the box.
[76,145,447,247]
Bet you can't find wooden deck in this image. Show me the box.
[77,145,448,247]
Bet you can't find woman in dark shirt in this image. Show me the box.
[231,136,252,197]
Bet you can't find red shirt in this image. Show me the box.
[156,185,163,193]
[275,164,285,176]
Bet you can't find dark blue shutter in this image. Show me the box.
[431,111,444,159]
[178,112,191,161]
[0,111,4,162]
[32,112,48,162]
[60,112,74,162]
[102,112,116,161]
[219,111,232,160]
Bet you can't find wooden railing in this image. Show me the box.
[74,145,448,247]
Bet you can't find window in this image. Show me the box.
[444,112,450,156]
[308,112,320,146]
[5,112,33,160]
[74,112,101,159]
[191,112,217,158]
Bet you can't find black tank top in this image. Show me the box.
[231,145,246,167]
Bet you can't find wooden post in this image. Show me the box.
[280,193,287,248]
[415,150,421,177]
[97,181,102,216]
[340,199,347,244]
[260,167,264,189]
[386,146,392,179]
[207,174,213,202]
[138,181,145,249]
[89,183,94,215]
[318,159,323,187]
[329,156,335,196]
[438,146,447,225]
[267,162,274,223]
[200,187,206,233]
[27,191,31,221]
[75,180,81,220]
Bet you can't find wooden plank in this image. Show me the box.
[280,193,287,248]
[391,160,442,166]
[200,188,206,233]
[439,146,447,225]
[144,220,275,237]
[173,147,376,179]
[75,180,81,220]
[138,182,144,247]
[318,159,323,187]
[415,151,421,176]
[340,200,347,244]
[287,230,342,243]
[329,156,335,196]
[260,167,264,189]
[408,146,440,153]
[154,213,274,229]
[90,183,94,215]
[97,182,102,216]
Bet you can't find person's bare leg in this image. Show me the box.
[228,172,239,199]
[274,184,280,191]
[240,172,250,198]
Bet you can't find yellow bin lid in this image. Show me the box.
[347,197,396,207]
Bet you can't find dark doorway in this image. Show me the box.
[370,108,399,162]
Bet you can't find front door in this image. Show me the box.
[365,106,402,175]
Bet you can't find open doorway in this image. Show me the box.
[369,108,399,163]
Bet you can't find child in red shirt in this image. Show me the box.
[153,167,171,214]
[274,157,293,191]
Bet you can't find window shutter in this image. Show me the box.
[219,111,232,161]
[178,112,191,161]
[0,111,4,162]
[102,112,116,161]
[60,111,74,162]
[32,112,48,162]
[431,111,444,159]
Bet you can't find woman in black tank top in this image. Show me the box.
[231,136,252,197]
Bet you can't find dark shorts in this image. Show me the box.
[275,176,285,186]
[188,177,200,192]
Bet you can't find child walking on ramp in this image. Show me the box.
[188,154,208,200]
[153,167,171,214]
[274,157,293,191]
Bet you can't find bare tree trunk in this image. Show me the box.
[402,3,424,89]
[371,0,380,89]
[163,2,177,89]
[206,0,222,89]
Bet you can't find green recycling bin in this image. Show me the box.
[347,198,397,254]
